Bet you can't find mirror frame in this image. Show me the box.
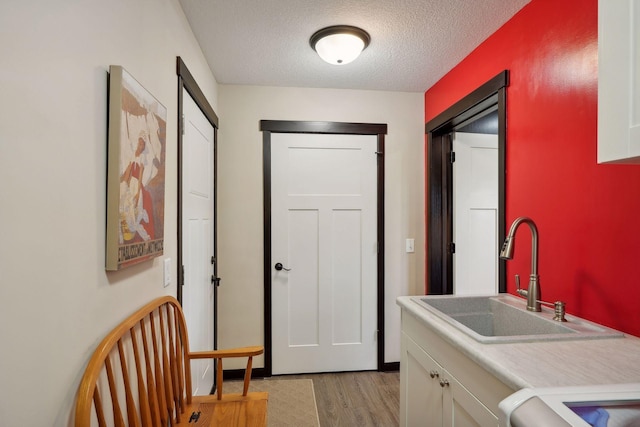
[425,70,509,295]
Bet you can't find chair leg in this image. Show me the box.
[216,358,223,400]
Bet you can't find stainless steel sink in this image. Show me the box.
[412,294,623,343]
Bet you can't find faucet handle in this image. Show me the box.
[515,274,528,298]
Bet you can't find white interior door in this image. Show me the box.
[181,89,215,395]
[271,133,378,374]
[453,131,499,295]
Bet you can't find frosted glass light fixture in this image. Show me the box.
[310,25,370,65]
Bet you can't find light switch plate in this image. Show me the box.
[163,258,171,287]
[406,238,415,253]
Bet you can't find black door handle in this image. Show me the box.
[274,263,291,271]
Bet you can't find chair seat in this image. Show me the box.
[183,392,269,426]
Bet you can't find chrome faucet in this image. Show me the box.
[499,217,541,312]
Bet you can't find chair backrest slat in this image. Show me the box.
[104,357,125,427]
[149,311,169,426]
[158,305,177,423]
[117,340,140,427]
[165,304,184,423]
[139,318,162,427]
[92,386,107,427]
[130,327,153,427]
[172,305,189,407]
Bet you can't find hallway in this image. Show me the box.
[285,371,400,426]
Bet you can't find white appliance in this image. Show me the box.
[499,383,640,426]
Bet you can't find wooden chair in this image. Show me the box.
[74,296,268,426]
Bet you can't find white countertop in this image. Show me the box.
[397,295,640,390]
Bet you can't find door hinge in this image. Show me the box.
[180,265,185,286]
[181,114,185,135]
[449,242,456,254]
[211,256,216,265]
[450,151,456,163]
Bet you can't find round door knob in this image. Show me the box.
[439,379,450,388]
[429,370,439,379]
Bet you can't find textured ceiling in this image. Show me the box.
[178,0,530,93]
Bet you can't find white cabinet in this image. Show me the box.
[597,0,640,163]
[400,312,514,427]
[444,369,498,427]
[402,333,498,426]
[402,334,443,426]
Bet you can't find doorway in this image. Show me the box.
[453,118,499,295]
[261,120,387,376]
[426,70,509,295]
[176,57,220,393]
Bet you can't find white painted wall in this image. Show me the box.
[0,1,217,425]
[217,85,425,366]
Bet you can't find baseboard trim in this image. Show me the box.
[223,367,267,380]
[223,363,399,380]
[383,362,400,372]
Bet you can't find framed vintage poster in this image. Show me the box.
[106,66,167,270]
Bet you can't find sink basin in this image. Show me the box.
[412,294,624,343]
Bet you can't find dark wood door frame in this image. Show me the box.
[176,56,220,351]
[260,120,390,377]
[425,70,509,295]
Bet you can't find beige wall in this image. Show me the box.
[0,2,425,422]
[0,0,217,425]
[217,85,425,366]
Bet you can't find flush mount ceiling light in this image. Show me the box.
[310,25,370,65]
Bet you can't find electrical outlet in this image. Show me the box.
[163,258,171,287]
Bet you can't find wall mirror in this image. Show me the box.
[426,70,508,295]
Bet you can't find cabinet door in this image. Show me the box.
[401,333,443,426]
[443,374,498,427]
[598,0,640,163]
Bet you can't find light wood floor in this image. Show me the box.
[280,371,400,427]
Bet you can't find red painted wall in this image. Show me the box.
[424,0,640,337]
